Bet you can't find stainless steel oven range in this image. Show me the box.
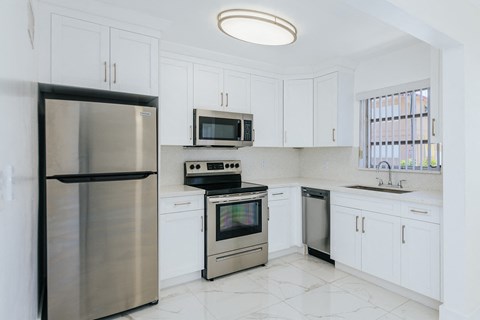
[185,160,268,280]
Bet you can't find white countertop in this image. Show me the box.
[160,178,443,206]
[247,177,443,206]
[159,184,205,198]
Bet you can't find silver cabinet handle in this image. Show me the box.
[221,92,224,106]
[113,63,117,84]
[362,217,365,233]
[201,216,204,232]
[272,192,284,196]
[104,61,107,82]
[174,201,191,206]
[410,209,429,215]
[226,93,229,107]
[253,129,255,142]
[189,125,193,140]
[332,128,336,142]
[402,225,406,244]
[355,216,359,232]
[267,207,270,221]
[432,118,436,136]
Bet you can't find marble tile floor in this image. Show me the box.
[109,253,438,320]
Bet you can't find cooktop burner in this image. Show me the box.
[184,160,267,195]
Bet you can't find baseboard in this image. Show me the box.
[336,262,441,310]
[268,246,302,260]
[160,271,202,289]
[440,303,480,320]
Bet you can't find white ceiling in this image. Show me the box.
[96,0,421,68]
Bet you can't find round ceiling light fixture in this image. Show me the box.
[217,9,297,46]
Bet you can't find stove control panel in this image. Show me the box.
[185,160,241,176]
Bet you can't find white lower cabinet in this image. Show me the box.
[268,188,292,253]
[159,196,204,281]
[400,218,440,300]
[331,193,441,300]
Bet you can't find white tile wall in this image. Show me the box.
[160,146,301,186]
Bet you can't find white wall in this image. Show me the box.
[0,1,39,319]
[300,42,442,191]
[160,146,301,185]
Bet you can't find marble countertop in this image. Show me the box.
[160,177,443,206]
[247,177,443,206]
[159,184,205,198]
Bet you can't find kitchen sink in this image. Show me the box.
[345,185,413,194]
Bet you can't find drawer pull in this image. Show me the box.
[174,201,192,206]
[410,209,429,215]
[272,192,284,196]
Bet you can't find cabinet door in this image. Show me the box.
[430,48,442,144]
[361,211,401,284]
[401,219,440,299]
[224,70,251,113]
[284,79,314,147]
[51,15,110,90]
[160,58,194,145]
[110,29,159,95]
[251,75,283,147]
[314,73,338,147]
[268,199,292,253]
[159,210,204,280]
[331,205,361,269]
[193,64,224,110]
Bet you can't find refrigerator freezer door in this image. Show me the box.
[45,99,157,176]
[46,175,158,320]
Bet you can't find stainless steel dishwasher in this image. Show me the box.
[302,187,333,264]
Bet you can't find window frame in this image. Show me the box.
[358,79,441,173]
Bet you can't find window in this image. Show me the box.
[359,83,441,172]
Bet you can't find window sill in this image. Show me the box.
[357,167,442,175]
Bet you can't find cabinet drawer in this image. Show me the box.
[160,195,204,214]
[268,188,290,201]
[401,203,441,224]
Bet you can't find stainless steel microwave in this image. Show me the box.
[193,109,253,147]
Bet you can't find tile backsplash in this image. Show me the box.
[160,146,442,192]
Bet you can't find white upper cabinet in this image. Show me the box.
[284,79,314,147]
[160,58,194,146]
[51,14,159,95]
[224,70,251,113]
[314,72,354,147]
[194,64,250,113]
[250,75,283,147]
[110,29,159,95]
[430,48,442,144]
[51,15,110,90]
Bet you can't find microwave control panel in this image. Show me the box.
[244,120,252,141]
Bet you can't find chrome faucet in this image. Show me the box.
[376,161,392,186]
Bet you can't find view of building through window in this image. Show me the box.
[361,87,441,171]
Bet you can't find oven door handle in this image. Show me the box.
[208,194,267,204]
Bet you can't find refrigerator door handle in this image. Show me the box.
[52,171,156,183]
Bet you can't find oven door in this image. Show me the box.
[206,191,268,256]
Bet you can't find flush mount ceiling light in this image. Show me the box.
[217,9,297,46]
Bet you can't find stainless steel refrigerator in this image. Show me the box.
[42,98,158,320]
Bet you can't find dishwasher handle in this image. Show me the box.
[303,193,327,200]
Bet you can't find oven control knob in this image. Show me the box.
[189,164,195,170]
[235,163,240,168]
[225,164,229,168]
[195,164,201,170]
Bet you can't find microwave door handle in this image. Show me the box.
[239,120,243,142]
